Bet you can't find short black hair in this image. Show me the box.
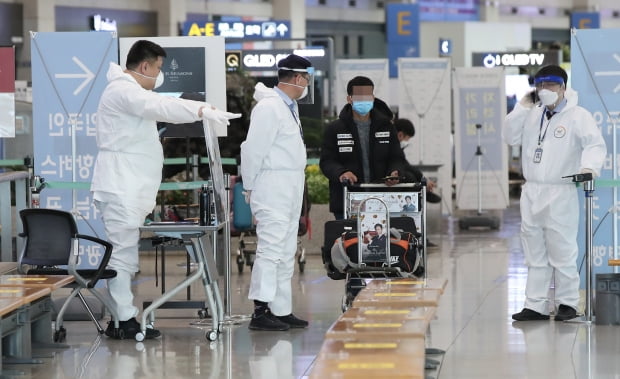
[405,195,411,200]
[374,223,383,230]
[126,40,167,70]
[347,76,374,96]
[534,65,568,85]
[394,118,415,138]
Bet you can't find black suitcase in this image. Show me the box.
[322,219,356,280]
[322,216,422,280]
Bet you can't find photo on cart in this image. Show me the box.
[349,192,421,233]
[359,211,388,262]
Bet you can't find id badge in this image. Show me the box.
[533,147,543,163]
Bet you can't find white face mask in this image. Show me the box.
[538,89,558,106]
[154,71,164,89]
[279,82,308,100]
[400,140,408,149]
[132,70,164,89]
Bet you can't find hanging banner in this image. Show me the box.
[31,31,118,268]
[571,28,618,288]
[334,59,389,116]
[398,58,452,213]
[453,67,508,210]
[0,46,15,138]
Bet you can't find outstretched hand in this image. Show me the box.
[202,107,241,125]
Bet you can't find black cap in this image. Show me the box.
[534,65,568,85]
[277,54,312,71]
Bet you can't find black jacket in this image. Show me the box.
[319,102,406,214]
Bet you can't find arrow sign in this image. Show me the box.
[276,23,289,37]
[594,53,620,93]
[54,56,95,95]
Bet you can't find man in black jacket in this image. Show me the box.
[393,118,442,204]
[320,76,405,219]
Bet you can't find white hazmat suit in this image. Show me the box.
[92,62,210,321]
[240,82,306,316]
[503,87,606,314]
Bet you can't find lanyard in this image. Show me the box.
[283,99,304,140]
[538,110,552,146]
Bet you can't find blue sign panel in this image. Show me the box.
[182,20,291,39]
[388,43,418,78]
[419,0,479,21]
[386,3,420,78]
[571,29,620,288]
[386,3,420,43]
[571,12,600,29]
[31,31,118,268]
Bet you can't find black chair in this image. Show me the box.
[18,208,120,342]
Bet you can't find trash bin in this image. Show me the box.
[595,273,620,325]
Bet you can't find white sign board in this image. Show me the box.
[398,58,452,213]
[453,67,508,210]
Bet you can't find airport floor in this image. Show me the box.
[6,199,620,379]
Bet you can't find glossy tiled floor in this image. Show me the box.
[7,200,620,378]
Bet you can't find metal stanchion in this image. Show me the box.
[220,173,251,325]
[584,177,595,322]
[564,172,595,324]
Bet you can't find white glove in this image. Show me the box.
[202,106,241,126]
[242,190,251,204]
[519,91,535,109]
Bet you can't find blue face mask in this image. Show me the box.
[352,101,373,116]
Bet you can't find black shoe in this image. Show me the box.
[249,310,290,331]
[105,318,161,340]
[426,191,442,204]
[276,314,309,328]
[512,308,549,321]
[554,305,577,321]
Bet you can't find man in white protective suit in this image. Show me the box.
[91,40,240,339]
[503,65,606,322]
[240,54,313,331]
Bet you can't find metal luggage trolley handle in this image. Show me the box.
[355,197,391,269]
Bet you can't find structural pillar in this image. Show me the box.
[152,0,186,36]
[272,0,306,48]
[19,0,54,81]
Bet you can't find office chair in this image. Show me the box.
[18,208,120,342]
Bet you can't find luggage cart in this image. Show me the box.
[230,176,308,273]
[335,182,427,311]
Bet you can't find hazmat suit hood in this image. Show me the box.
[107,62,133,83]
[240,82,307,191]
[253,82,280,103]
[556,87,578,114]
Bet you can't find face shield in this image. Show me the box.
[280,66,315,104]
